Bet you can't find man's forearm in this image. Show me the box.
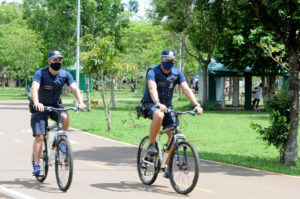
[182,86,199,106]
[31,87,39,104]
[148,80,160,104]
[73,88,84,104]
[149,87,160,104]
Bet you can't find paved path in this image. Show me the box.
[0,101,300,199]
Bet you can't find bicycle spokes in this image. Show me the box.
[169,141,199,195]
[137,136,159,185]
[55,138,73,191]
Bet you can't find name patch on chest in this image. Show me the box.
[157,81,166,86]
[43,85,54,91]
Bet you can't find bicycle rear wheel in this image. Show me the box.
[137,136,160,185]
[169,141,199,195]
[32,137,49,182]
[55,137,73,191]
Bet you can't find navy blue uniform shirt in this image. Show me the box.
[142,64,186,106]
[33,67,74,105]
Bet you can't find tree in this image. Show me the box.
[118,20,180,92]
[81,36,137,131]
[214,2,284,97]
[23,0,132,110]
[23,0,77,65]
[81,37,116,131]
[247,0,300,165]
[150,0,229,105]
[0,3,43,93]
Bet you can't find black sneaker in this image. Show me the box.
[147,144,158,156]
[164,171,170,178]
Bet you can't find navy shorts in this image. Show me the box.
[145,103,179,128]
[30,104,67,137]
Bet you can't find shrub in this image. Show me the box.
[250,90,290,163]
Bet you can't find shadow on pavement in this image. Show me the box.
[200,159,269,177]
[74,146,270,177]
[73,146,137,166]
[90,180,181,197]
[0,178,60,193]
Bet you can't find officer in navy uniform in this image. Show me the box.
[31,50,85,176]
[142,49,203,157]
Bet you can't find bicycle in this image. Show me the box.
[31,104,78,192]
[137,109,200,195]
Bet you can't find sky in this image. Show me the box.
[0,0,152,19]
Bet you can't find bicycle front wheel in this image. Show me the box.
[32,137,49,182]
[137,136,160,185]
[169,141,199,195]
[55,137,73,191]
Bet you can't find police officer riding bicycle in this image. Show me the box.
[141,49,203,157]
[30,50,85,176]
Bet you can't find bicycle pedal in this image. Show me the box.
[33,174,43,177]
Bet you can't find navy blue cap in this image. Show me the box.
[48,50,63,60]
[161,49,176,60]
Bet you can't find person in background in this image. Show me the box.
[252,83,263,109]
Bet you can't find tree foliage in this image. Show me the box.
[251,90,290,163]
[0,3,42,92]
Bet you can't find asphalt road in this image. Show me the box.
[0,101,300,199]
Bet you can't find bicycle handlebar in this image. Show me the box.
[154,105,197,116]
[168,109,197,116]
[43,106,78,113]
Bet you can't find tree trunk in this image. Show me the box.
[261,76,267,108]
[110,77,116,110]
[202,64,208,105]
[84,75,91,112]
[25,76,28,96]
[2,77,5,91]
[268,75,276,95]
[228,77,233,101]
[178,34,183,97]
[100,89,111,131]
[99,70,111,132]
[283,49,299,165]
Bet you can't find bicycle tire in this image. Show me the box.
[55,137,73,191]
[32,137,49,182]
[168,141,199,195]
[137,136,160,185]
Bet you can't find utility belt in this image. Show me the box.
[135,99,173,119]
[136,99,148,119]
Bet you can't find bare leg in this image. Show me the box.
[149,110,164,145]
[33,134,44,165]
[61,113,69,131]
[165,131,175,165]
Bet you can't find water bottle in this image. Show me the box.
[50,142,56,165]
[161,150,170,166]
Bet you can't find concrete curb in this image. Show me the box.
[0,186,35,199]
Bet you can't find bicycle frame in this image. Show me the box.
[155,126,187,170]
[46,122,68,166]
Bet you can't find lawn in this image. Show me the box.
[66,100,300,176]
[0,87,143,100]
[0,87,28,100]
[2,87,300,175]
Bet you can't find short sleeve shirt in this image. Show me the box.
[142,64,186,106]
[33,67,75,105]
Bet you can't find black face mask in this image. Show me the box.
[50,62,62,71]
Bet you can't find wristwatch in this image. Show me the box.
[154,100,160,105]
[193,103,201,108]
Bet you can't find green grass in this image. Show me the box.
[0,87,142,100]
[2,87,300,175]
[66,100,300,176]
[0,87,28,100]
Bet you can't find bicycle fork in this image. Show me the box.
[174,134,187,168]
[47,130,68,166]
